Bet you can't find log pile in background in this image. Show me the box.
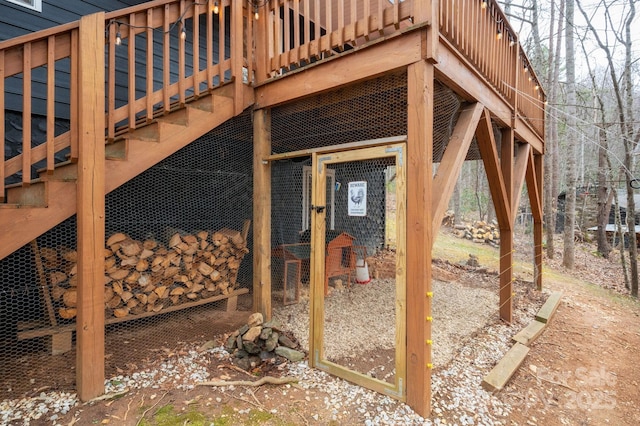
[40,227,249,321]
[453,220,500,247]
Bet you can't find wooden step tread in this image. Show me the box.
[482,342,530,392]
[512,320,546,346]
[535,292,563,324]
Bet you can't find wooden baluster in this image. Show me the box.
[178,0,186,106]
[22,42,31,185]
[303,0,310,61]
[129,13,137,128]
[107,22,116,141]
[337,0,344,49]
[193,1,201,97]
[206,0,213,89]
[393,0,399,29]
[163,4,170,113]
[274,0,282,70]
[283,0,291,66]
[349,0,356,44]
[325,0,332,54]
[218,1,225,84]
[70,29,79,161]
[46,36,55,173]
[146,8,154,121]
[363,0,369,40]
[293,0,300,65]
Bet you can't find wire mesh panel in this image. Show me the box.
[0,111,253,399]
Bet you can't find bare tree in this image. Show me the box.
[544,0,565,259]
[563,0,578,268]
[577,0,638,296]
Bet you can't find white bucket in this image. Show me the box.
[355,259,371,284]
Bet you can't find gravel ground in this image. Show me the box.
[272,278,498,367]
[1,274,542,425]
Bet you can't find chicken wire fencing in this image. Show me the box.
[0,111,254,399]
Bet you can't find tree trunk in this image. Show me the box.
[562,0,577,269]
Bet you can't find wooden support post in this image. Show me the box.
[76,12,106,401]
[254,0,268,84]
[406,59,434,417]
[253,109,272,320]
[499,128,514,323]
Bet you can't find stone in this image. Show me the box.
[234,357,251,371]
[278,334,297,349]
[275,346,305,362]
[248,356,261,368]
[243,326,262,342]
[259,350,276,361]
[235,349,249,359]
[262,318,284,331]
[225,336,237,351]
[247,312,264,327]
[259,327,272,340]
[238,324,249,336]
[236,335,244,351]
[265,332,279,352]
[243,341,261,354]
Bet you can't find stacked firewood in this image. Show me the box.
[453,220,500,246]
[40,227,249,321]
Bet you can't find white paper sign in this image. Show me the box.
[348,181,367,216]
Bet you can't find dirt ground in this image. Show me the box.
[5,230,640,425]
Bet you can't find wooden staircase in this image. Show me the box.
[0,83,254,261]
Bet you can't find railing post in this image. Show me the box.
[414,0,439,62]
[254,0,269,84]
[76,11,106,402]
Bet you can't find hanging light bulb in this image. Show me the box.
[213,1,219,14]
[481,0,488,10]
[534,84,540,91]
[523,65,528,73]
[115,23,122,46]
[254,8,259,20]
[509,36,516,47]
[496,29,503,41]
[180,21,187,40]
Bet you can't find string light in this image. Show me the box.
[115,23,122,46]
[481,0,488,9]
[213,1,219,14]
[496,29,503,41]
[254,8,259,20]
[180,20,187,39]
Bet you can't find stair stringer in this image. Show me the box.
[0,84,255,261]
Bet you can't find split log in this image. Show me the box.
[49,223,250,321]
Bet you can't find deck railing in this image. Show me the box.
[439,0,545,138]
[0,0,250,191]
[1,0,544,196]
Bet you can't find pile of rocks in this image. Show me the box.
[224,313,305,370]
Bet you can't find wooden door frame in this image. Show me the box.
[308,143,407,401]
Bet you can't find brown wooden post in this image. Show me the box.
[406,59,434,417]
[500,128,514,323]
[253,108,272,320]
[254,0,268,84]
[76,12,106,401]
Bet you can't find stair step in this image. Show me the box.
[38,162,78,182]
[5,181,48,207]
[105,139,128,161]
[186,96,215,112]
[156,107,189,126]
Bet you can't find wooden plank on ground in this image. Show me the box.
[512,320,546,346]
[482,342,529,392]
[536,292,563,324]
